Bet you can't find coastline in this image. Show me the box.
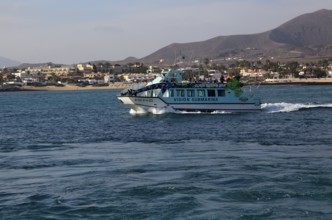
[260,78,332,85]
[0,83,131,92]
[1,78,332,92]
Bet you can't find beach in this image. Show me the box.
[19,82,131,91]
[262,77,332,85]
[2,78,332,92]
[27,78,332,91]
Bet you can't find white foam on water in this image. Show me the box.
[262,102,332,113]
[148,107,168,115]
[129,108,148,115]
[129,107,176,115]
[174,110,203,114]
[211,110,234,114]
[129,103,332,115]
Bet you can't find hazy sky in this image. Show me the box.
[1,0,332,64]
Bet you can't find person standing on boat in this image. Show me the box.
[220,75,225,83]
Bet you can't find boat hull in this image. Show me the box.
[117,96,261,113]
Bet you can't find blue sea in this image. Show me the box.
[1,85,332,219]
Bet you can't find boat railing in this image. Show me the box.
[189,82,226,88]
[118,80,245,97]
[118,83,145,96]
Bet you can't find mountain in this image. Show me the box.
[0,56,21,67]
[93,56,139,65]
[17,62,64,69]
[139,9,332,65]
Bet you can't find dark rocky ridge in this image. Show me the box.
[138,9,332,65]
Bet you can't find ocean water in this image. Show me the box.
[0,85,332,219]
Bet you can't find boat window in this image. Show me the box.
[153,89,161,97]
[162,89,169,97]
[176,89,185,97]
[217,89,225,97]
[198,89,205,97]
[207,89,216,97]
[170,89,174,97]
[187,90,195,97]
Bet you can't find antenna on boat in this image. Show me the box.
[189,50,193,65]
[173,49,177,68]
[159,59,165,71]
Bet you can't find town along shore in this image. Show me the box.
[260,77,332,85]
[2,78,332,92]
[0,82,130,92]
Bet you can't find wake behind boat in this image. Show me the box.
[117,69,261,113]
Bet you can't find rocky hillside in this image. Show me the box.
[0,56,21,67]
[139,9,332,65]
